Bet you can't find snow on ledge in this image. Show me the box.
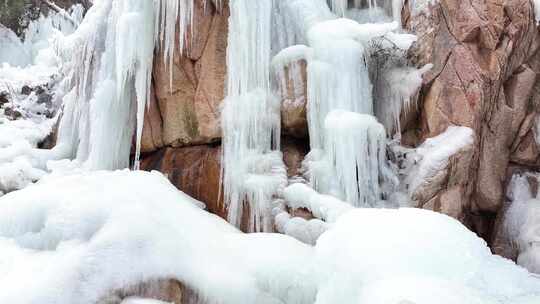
[408,126,474,195]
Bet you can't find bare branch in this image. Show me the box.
[39,0,79,27]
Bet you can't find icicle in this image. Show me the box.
[221,0,287,232]
[154,0,195,90]
[51,0,202,171]
[329,0,348,17]
[324,110,389,206]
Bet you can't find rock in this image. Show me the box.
[140,84,164,153]
[140,137,307,224]
[0,91,9,107]
[140,145,226,219]
[97,279,206,304]
[403,0,540,240]
[278,60,308,139]
[4,106,22,120]
[282,137,309,178]
[414,143,474,224]
[151,3,227,148]
[20,85,31,95]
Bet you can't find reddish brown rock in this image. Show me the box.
[404,0,540,240]
[150,2,227,149]
[141,137,308,223]
[98,279,206,304]
[140,145,226,218]
[281,137,309,178]
[278,60,309,139]
[140,84,164,153]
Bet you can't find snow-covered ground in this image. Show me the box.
[0,1,539,302]
[0,170,539,303]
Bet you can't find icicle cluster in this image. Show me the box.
[221,0,287,232]
[13,0,200,173]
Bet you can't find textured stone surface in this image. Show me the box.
[279,60,309,139]
[140,145,226,219]
[146,2,228,150]
[140,138,309,222]
[404,0,540,240]
[97,279,206,304]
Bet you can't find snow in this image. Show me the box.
[0,170,315,304]
[282,183,353,223]
[0,170,539,303]
[406,126,474,196]
[314,207,540,303]
[3,1,539,302]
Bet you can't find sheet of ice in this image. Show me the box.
[0,170,539,303]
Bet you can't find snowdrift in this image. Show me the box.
[0,170,538,303]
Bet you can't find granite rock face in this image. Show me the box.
[147,0,228,150]
[403,0,540,241]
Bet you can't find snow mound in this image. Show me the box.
[0,170,539,303]
[0,170,314,304]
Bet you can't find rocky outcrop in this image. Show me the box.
[403,0,540,240]
[140,138,308,222]
[278,60,309,139]
[140,145,225,218]
[147,1,228,150]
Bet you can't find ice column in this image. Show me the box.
[221,0,287,232]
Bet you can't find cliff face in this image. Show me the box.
[141,0,540,255]
[403,0,540,248]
